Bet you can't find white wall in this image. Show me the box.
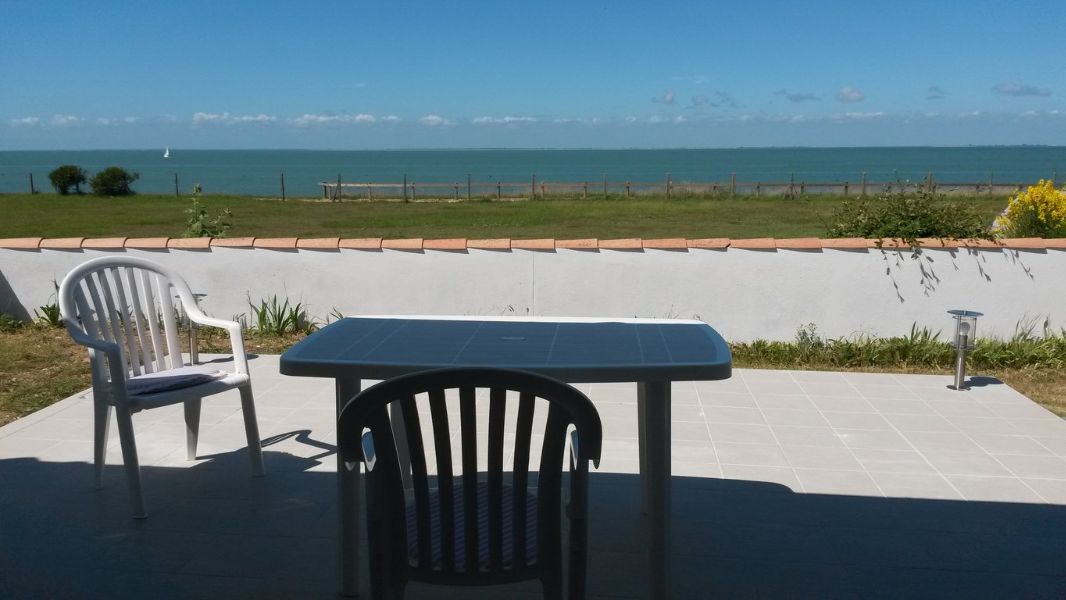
[2,245,1062,341]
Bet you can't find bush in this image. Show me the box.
[993,180,1066,238]
[90,166,139,196]
[182,185,232,238]
[825,188,995,244]
[48,165,87,195]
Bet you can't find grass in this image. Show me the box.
[0,192,1010,240]
[3,325,1064,428]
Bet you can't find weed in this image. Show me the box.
[33,281,63,328]
[248,295,315,335]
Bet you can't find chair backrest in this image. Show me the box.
[338,367,602,583]
[59,257,195,381]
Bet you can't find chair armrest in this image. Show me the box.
[62,320,129,391]
[361,430,377,472]
[183,309,250,375]
[569,429,600,470]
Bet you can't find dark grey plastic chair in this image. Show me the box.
[338,368,603,600]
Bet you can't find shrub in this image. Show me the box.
[182,186,232,238]
[248,295,316,335]
[993,180,1066,238]
[33,281,63,328]
[48,165,87,195]
[90,166,139,196]
[825,188,995,245]
[0,313,23,333]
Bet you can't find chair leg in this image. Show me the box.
[239,385,265,477]
[113,407,146,519]
[93,398,112,489]
[184,398,202,461]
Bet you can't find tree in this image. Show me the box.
[90,167,139,196]
[48,165,87,195]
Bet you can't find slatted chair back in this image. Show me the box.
[338,367,602,598]
[59,257,194,384]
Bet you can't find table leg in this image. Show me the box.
[337,377,362,598]
[638,381,671,600]
[637,391,648,514]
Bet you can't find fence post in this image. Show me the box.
[280,172,286,200]
[801,181,806,195]
[843,181,848,196]
[626,181,631,198]
[756,182,761,197]
[861,172,868,197]
[730,173,736,197]
[603,174,608,199]
[454,183,459,201]
[496,181,501,200]
[467,174,472,200]
[411,181,416,201]
[541,183,545,198]
[666,173,672,199]
[337,173,342,201]
[789,173,795,198]
[927,170,934,192]
[403,174,408,202]
[29,173,35,194]
[174,173,180,197]
[531,174,536,199]
[583,181,588,199]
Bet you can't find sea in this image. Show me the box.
[1,147,1063,198]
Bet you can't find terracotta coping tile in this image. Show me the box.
[642,238,687,249]
[1044,238,1066,249]
[819,238,868,249]
[40,237,85,249]
[296,237,340,249]
[167,237,212,249]
[598,238,642,250]
[339,238,383,250]
[1002,237,1046,249]
[467,238,511,250]
[0,237,42,249]
[916,237,961,248]
[124,237,169,249]
[81,237,127,249]
[959,239,1004,248]
[253,237,298,249]
[381,238,424,250]
[775,238,822,250]
[211,237,256,248]
[555,239,598,249]
[687,238,730,249]
[511,239,555,250]
[423,238,468,250]
[729,238,776,250]
[870,238,916,249]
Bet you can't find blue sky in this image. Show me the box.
[1,0,1064,149]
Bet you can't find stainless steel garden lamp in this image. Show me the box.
[947,309,982,390]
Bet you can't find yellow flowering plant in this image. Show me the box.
[993,179,1066,238]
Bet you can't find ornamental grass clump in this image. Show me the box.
[993,180,1066,238]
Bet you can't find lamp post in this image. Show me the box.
[947,309,982,390]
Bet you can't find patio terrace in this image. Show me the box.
[3,354,1066,598]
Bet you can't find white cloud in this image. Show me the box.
[834,111,885,121]
[418,114,453,127]
[10,116,40,126]
[289,113,384,126]
[50,114,81,126]
[835,86,866,103]
[382,115,401,122]
[471,116,538,125]
[652,89,675,105]
[123,116,139,123]
[193,112,277,125]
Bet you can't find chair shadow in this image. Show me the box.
[3,434,1066,598]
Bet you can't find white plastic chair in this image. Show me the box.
[59,256,265,518]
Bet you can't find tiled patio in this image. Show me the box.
[3,354,1066,598]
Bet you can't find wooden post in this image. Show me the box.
[368,182,373,201]
[29,173,35,194]
[403,174,408,202]
[454,183,459,201]
[730,173,736,197]
[603,174,608,199]
[411,182,416,201]
[756,182,761,197]
[496,181,501,200]
[337,174,342,201]
[541,183,546,198]
[626,181,631,198]
[789,173,795,198]
[843,181,848,196]
[280,172,286,200]
[861,172,868,196]
[927,170,934,192]
[666,173,671,199]
[531,174,536,199]
[583,181,588,199]
[801,181,806,195]
[174,173,180,197]
[467,174,472,200]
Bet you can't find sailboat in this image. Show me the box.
[163,147,170,159]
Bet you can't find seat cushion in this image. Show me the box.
[125,364,227,396]
[406,481,537,572]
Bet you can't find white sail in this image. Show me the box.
[163,147,170,158]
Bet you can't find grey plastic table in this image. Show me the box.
[280,316,732,600]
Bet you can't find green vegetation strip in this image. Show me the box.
[3,324,1064,428]
[0,193,1008,240]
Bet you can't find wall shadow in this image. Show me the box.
[0,268,30,320]
[2,442,1066,599]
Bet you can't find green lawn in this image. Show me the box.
[0,193,1009,239]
